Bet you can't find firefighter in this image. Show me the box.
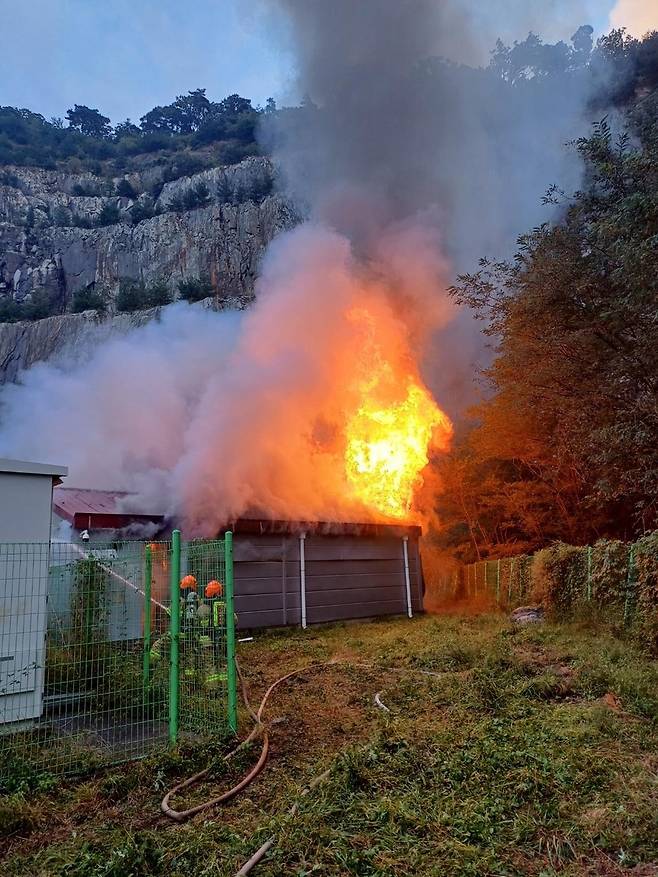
[148,574,197,666]
[197,580,226,690]
[149,574,227,693]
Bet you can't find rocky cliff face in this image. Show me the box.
[0,297,224,384]
[0,156,296,307]
[0,156,298,382]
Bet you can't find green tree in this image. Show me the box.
[177,274,213,302]
[98,202,120,226]
[116,279,145,312]
[66,104,112,139]
[71,286,107,314]
[143,281,172,308]
[446,108,658,552]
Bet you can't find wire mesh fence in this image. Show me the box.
[462,554,535,608]
[178,539,236,738]
[461,540,647,624]
[0,532,236,785]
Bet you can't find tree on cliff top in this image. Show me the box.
[65,105,112,139]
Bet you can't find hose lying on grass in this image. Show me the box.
[161,660,344,822]
[161,658,450,873]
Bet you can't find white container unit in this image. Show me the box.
[0,459,67,727]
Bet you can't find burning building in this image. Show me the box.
[49,490,424,630]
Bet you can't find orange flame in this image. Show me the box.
[343,307,452,521]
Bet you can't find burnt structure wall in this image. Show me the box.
[232,529,423,630]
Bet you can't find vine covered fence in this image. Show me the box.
[461,532,658,650]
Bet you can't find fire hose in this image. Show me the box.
[160,658,450,876]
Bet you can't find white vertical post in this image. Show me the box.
[402,536,413,618]
[299,533,307,629]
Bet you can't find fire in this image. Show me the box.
[343,308,452,520]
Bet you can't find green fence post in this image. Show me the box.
[509,558,514,604]
[169,529,181,745]
[224,531,238,734]
[586,546,593,602]
[496,558,501,605]
[142,544,152,693]
[624,544,635,626]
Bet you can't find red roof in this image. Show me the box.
[53,488,164,530]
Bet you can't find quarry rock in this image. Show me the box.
[0,157,299,381]
[0,296,228,384]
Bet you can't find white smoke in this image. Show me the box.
[0,224,453,534]
[0,0,610,534]
[610,0,658,36]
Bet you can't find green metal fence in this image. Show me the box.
[0,531,236,783]
[462,542,643,620]
[462,554,535,608]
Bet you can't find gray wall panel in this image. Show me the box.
[309,600,407,624]
[305,585,406,609]
[304,558,403,577]
[233,531,423,630]
[304,537,403,561]
[304,573,405,593]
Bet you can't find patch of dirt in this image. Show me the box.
[600,691,624,712]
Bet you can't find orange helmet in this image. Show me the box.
[180,574,197,591]
[205,580,223,598]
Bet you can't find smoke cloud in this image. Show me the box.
[610,0,658,36]
[0,0,606,534]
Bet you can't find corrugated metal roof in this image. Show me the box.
[53,488,164,529]
[53,488,131,518]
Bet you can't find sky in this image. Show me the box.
[0,0,293,122]
[0,1,655,125]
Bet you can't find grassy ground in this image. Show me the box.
[1,613,657,876]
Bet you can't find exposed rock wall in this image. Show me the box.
[0,297,224,384]
[0,157,296,306]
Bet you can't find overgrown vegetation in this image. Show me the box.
[438,32,658,562]
[0,615,656,875]
[177,274,214,303]
[0,289,60,323]
[462,531,658,654]
[116,279,172,313]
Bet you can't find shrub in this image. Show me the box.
[71,212,94,229]
[530,544,587,613]
[630,531,658,652]
[98,202,120,226]
[249,170,274,201]
[0,170,20,188]
[130,197,157,224]
[21,289,59,321]
[168,181,212,213]
[116,279,145,313]
[183,181,211,210]
[143,280,172,308]
[0,296,22,322]
[162,153,207,182]
[116,278,171,311]
[115,178,138,199]
[71,286,108,314]
[177,274,213,302]
[52,204,71,226]
[72,180,97,196]
[215,139,254,165]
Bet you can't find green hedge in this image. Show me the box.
[463,531,658,653]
